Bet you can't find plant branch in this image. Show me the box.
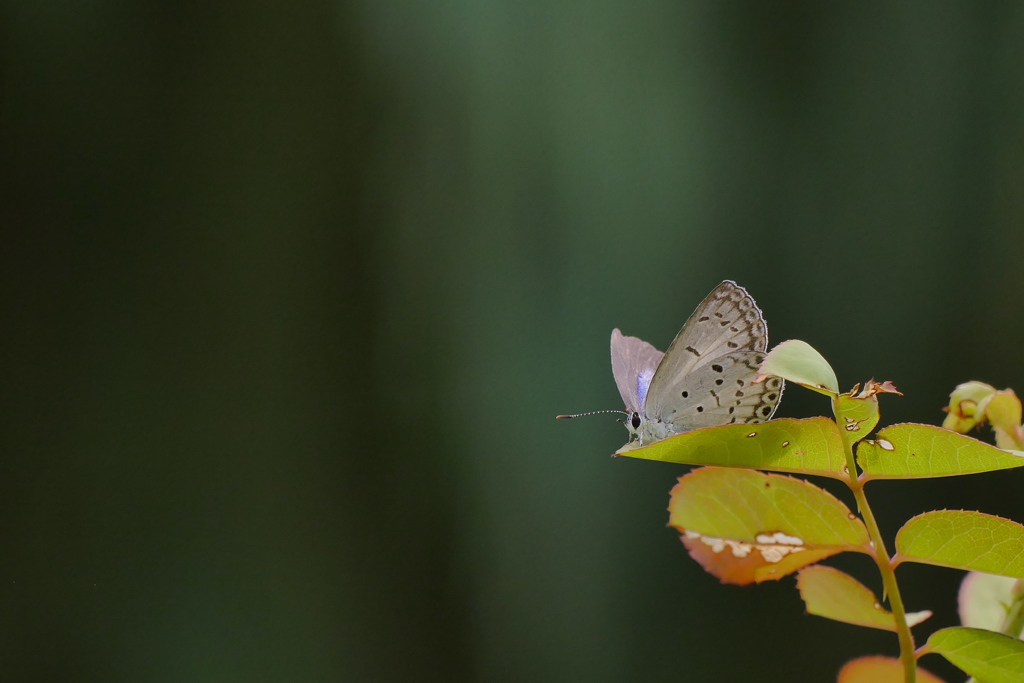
[834,399,917,683]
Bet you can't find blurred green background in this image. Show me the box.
[2,2,1024,681]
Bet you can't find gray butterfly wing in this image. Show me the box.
[610,328,665,413]
[645,351,784,430]
[644,281,781,431]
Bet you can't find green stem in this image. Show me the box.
[852,482,916,682]
[1000,579,1024,638]
[834,399,916,683]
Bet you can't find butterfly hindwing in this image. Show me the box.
[648,351,784,431]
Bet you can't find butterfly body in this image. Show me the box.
[612,281,783,447]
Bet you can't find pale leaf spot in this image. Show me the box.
[759,545,803,563]
[755,531,804,546]
[692,532,753,558]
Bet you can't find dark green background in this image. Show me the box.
[2,2,1023,681]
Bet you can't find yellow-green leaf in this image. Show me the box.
[757,339,839,396]
[987,391,1024,451]
[796,565,931,631]
[617,417,848,479]
[895,511,1024,577]
[857,423,1024,480]
[986,392,1023,436]
[837,656,946,683]
[669,467,869,584]
[834,393,880,450]
[943,381,998,433]
[924,627,1024,683]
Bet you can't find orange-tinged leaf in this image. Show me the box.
[878,381,901,395]
[796,565,931,631]
[682,532,837,585]
[668,467,870,585]
[853,380,902,397]
[837,656,945,683]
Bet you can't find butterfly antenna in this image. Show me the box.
[556,409,627,420]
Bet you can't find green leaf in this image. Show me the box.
[925,627,1024,683]
[857,423,1024,480]
[617,417,849,479]
[796,565,931,631]
[895,511,1024,577]
[669,467,869,584]
[758,339,839,396]
[834,393,881,450]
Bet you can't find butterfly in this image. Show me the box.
[559,281,783,449]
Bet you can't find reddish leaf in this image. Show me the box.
[669,467,869,585]
[683,533,837,585]
[837,656,945,683]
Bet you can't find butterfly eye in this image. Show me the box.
[631,413,642,429]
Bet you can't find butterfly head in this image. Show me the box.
[624,410,643,439]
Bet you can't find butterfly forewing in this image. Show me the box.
[644,281,777,434]
[610,328,665,414]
